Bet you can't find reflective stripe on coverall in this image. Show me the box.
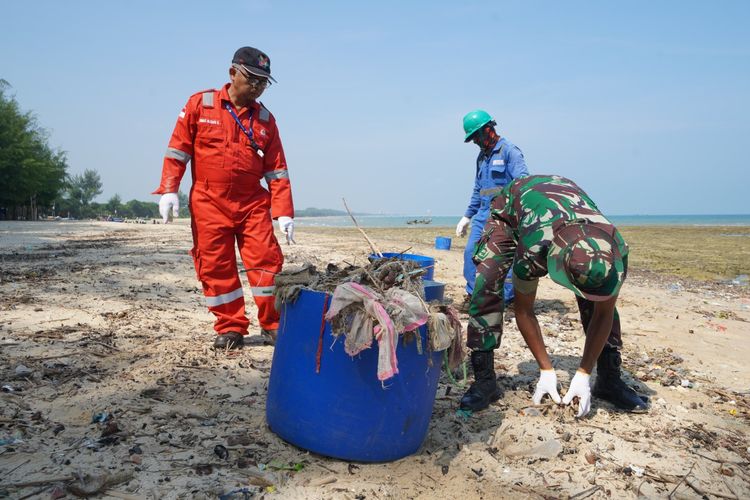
[153,84,293,333]
[462,137,528,296]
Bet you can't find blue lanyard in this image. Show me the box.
[224,103,264,157]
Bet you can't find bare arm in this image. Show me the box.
[578,296,618,373]
[514,288,553,370]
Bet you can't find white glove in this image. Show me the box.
[562,371,592,418]
[278,216,295,244]
[532,369,562,405]
[158,193,179,223]
[456,216,471,237]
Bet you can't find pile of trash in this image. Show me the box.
[274,257,464,381]
[628,348,699,387]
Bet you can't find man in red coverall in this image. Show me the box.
[154,46,294,350]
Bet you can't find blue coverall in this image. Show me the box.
[463,137,529,298]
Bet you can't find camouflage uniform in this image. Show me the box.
[467,175,628,351]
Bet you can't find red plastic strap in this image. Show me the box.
[315,294,331,374]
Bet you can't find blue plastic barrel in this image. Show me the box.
[435,236,452,251]
[266,282,445,462]
[369,252,435,281]
[422,280,445,301]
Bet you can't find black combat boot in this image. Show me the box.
[213,332,244,350]
[460,350,502,411]
[593,346,648,412]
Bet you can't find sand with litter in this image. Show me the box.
[0,220,748,499]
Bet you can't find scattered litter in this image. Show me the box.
[226,434,252,446]
[622,464,644,477]
[193,464,213,476]
[730,274,749,286]
[707,321,727,332]
[519,407,542,417]
[309,475,337,487]
[0,436,23,446]
[719,465,735,477]
[14,364,33,377]
[504,439,562,459]
[50,486,66,499]
[91,412,110,424]
[455,408,473,420]
[66,471,133,497]
[214,444,229,460]
[268,461,304,471]
[219,488,254,500]
[101,420,120,437]
[631,348,698,387]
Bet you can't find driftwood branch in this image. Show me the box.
[6,476,74,488]
[685,478,738,500]
[342,198,383,257]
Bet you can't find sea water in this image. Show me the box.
[294,214,750,228]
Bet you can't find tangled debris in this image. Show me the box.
[274,257,464,381]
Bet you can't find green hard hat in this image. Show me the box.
[463,109,493,142]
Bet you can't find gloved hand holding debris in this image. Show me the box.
[562,370,592,417]
[532,369,562,404]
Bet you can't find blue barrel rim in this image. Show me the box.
[368,252,436,280]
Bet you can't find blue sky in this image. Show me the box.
[2,1,748,216]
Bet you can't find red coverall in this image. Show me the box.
[153,84,293,334]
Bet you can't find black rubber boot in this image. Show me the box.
[260,328,277,346]
[460,351,502,411]
[213,332,244,350]
[593,347,649,412]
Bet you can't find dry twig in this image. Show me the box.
[668,462,695,499]
[342,198,383,257]
[6,475,74,489]
[686,478,738,499]
[570,485,603,500]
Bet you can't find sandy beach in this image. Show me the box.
[1,220,749,499]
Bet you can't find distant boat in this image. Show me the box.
[406,218,432,225]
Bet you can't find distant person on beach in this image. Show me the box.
[153,46,294,350]
[455,110,528,312]
[460,174,649,417]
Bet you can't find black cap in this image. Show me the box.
[232,46,277,83]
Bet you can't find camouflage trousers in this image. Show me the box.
[467,222,624,351]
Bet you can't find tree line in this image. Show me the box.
[0,80,188,221]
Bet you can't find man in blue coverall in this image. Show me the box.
[456,110,529,311]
